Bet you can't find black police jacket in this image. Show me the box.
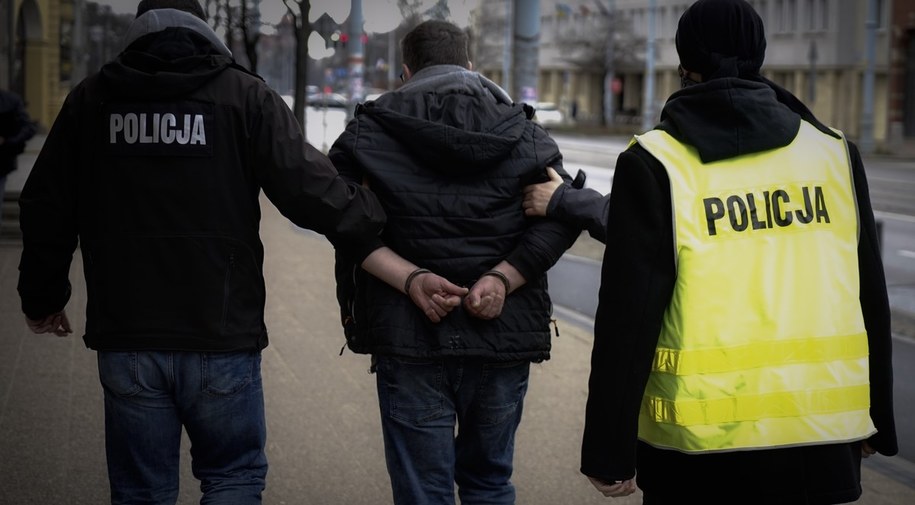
[17,13,384,352]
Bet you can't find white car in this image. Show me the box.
[533,102,564,127]
[280,94,347,151]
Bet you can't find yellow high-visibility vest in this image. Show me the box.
[632,121,875,453]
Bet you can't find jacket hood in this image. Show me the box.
[657,78,801,163]
[100,9,234,100]
[357,66,530,175]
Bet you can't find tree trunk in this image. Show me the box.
[284,0,311,130]
[240,0,259,73]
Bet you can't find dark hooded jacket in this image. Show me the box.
[330,65,579,362]
[580,77,898,504]
[0,89,36,178]
[17,9,385,352]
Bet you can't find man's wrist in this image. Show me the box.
[481,270,511,293]
[403,268,431,294]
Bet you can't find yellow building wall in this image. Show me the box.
[15,0,65,129]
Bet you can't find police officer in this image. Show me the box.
[579,1,897,503]
[17,1,385,503]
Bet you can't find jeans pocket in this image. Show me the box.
[202,351,260,396]
[377,356,445,424]
[477,360,530,426]
[97,351,143,397]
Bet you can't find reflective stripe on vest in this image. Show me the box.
[633,122,875,453]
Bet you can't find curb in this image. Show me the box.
[892,308,915,341]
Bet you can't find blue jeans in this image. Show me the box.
[97,351,267,505]
[374,355,531,505]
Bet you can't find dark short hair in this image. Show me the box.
[401,20,470,74]
[136,0,206,21]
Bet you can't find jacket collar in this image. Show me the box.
[399,65,513,105]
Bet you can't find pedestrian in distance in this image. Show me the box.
[578,0,897,503]
[17,0,386,503]
[330,19,580,505]
[0,87,36,234]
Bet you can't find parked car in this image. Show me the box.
[533,102,564,127]
[307,92,348,108]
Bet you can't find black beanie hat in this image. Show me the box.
[675,0,839,138]
[136,0,207,21]
[675,0,765,80]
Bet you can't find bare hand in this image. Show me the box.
[26,311,73,337]
[522,166,563,217]
[464,274,506,320]
[862,441,877,458]
[588,476,637,498]
[407,272,468,323]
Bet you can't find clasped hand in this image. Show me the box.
[405,271,507,322]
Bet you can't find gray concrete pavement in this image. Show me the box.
[2,199,914,504]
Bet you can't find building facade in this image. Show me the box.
[888,0,915,151]
[472,0,912,152]
[0,0,74,129]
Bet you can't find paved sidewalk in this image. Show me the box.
[2,196,914,504]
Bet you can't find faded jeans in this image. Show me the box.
[374,355,531,505]
[97,350,267,505]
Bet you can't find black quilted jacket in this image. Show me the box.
[330,65,579,361]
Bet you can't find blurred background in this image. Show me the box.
[1,0,913,156]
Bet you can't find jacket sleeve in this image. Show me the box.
[503,125,580,281]
[546,184,610,243]
[847,141,898,456]
[326,119,385,263]
[250,86,385,262]
[580,146,675,482]
[17,93,80,320]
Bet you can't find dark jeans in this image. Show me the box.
[374,355,531,505]
[97,351,267,505]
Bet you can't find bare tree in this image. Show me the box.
[238,0,260,73]
[552,6,643,125]
[282,0,312,129]
[204,0,261,74]
[467,1,507,79]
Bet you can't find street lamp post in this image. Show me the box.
[860,0,878,155]
[346,0,364,121]
[5,0,14,89]
[641,0,657,132]
[603,0,615,126]
[512,0,540,104]
[502,0,513,96]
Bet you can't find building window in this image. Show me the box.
[819,0,829,31]
[804,0,816,31]
[786,0,796,32]
[775,0,784,33]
